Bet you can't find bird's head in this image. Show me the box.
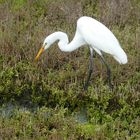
[35,37,52,61]
[35,32,68,61]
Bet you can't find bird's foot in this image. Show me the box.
[109,83,114,91]
[83,83,89,91]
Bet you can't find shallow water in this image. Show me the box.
[74,107,88,123]
[0,103,88,124]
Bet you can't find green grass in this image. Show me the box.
[0,0,140,139]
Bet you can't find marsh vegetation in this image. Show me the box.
[0,0,140,139]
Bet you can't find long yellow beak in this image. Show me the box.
[35,47,44,61]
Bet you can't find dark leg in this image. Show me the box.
[100,55,113,90]
[84,48,94,90]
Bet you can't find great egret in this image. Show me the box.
[35,16,127,90]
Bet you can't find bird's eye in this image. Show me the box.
[45,42,47,46]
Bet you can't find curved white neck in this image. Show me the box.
[46,31,86,52]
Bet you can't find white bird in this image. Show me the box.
[35,16,127,90]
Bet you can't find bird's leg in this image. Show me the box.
[84,48,94,90]
[100,55,113,90]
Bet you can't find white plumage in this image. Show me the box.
[35,16,128,89]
